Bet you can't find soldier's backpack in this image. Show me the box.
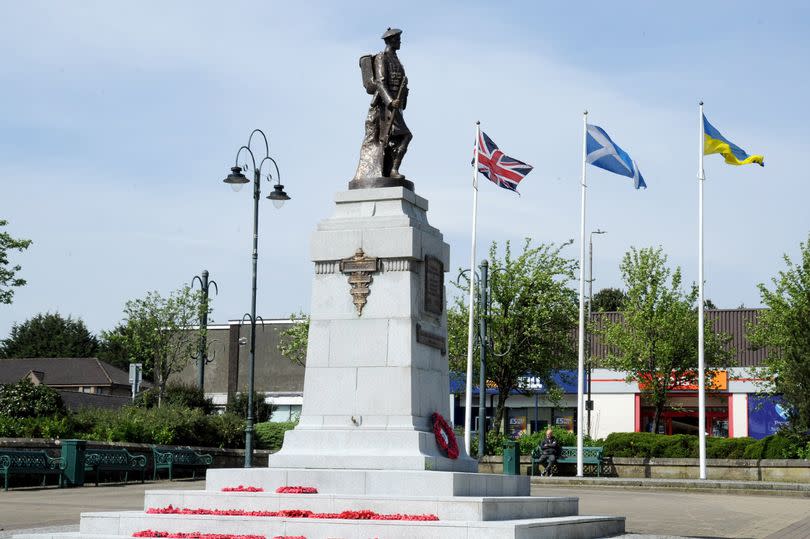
[359,54,376,95]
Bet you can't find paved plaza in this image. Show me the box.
[534,484,810,538]
[0,478,808,538]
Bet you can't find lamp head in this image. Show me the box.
[267,183,290,209]
[223,166,250,192]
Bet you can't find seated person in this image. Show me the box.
[537,428,561,476]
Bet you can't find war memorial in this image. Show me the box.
[17,28,625,539]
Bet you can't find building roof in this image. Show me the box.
[589,308,768,367]
[57,390,133,411]
[0,357,133,387]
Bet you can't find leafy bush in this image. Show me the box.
[604,432,809,459]
[135,382,215,414]
[467,427,594,457]
[254,421,297,451]
[707,437,756,459]
[470,430,509,456]
[71,405,245,448]
[604,432,681,458]
[516,427,591,456]
[0,379,66,418]
[208,413,247,449]
[0,415,73,439]
[798,441,810,460]
[225,391,275,423]
[742,434,805,459]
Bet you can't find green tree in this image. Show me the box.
[448,238,578,434]
[278,311,310,367]
[600,247,732,434]
[226,391,276,423]
[591,287,627,312]
[1,312,99,358]
[0,219,32,305]
[96,323,133,371]
[107,286,207,406]
[748,234,810,431]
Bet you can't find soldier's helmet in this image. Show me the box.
[382,28,402,41]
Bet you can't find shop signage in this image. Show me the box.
[638,370,727,392]
[508,416,527,439]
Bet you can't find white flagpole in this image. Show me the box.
[576,111,588,477]
[698,102,707,480]
[464,121,481,456]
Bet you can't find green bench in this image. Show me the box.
[84,448,147,486]
[151,446,213,480]
[0,449,66,491]
[531,446,604,477]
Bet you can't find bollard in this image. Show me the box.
[502,440,520,475]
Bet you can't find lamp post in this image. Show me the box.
[458,261,506,459]
[191,269,218,391]
[223,129,290,467]
[586,229,606,438]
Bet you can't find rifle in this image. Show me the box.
[381,76,407,148]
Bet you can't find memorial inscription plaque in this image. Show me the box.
[424,255,444,315]
[416,323,446,355]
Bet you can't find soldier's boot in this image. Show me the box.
[389,152,405,179]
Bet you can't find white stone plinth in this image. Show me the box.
[269,187,477,472]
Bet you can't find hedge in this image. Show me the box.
[254,421,297,451]
[0,405,246,449]
[603,432,809,459]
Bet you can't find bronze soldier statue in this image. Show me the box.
[351,28,414,190]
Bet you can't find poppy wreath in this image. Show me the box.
[222,486,264,492]
[275,486,318,494]
[431,412,459,459]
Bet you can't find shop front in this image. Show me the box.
[638,393,731,437]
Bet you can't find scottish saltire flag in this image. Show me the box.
[703,115,764,166]
[586,124,647,189]
[476,131,533,193]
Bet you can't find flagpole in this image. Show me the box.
[698,102,707,480]
[576,111,588,477]
[464,121,481,456]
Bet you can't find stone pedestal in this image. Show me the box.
[269,187,477,472]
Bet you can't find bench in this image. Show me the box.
[530,446,604,477]
[151,446,213,480]
[0,449,66,491]
[84,448,147,486]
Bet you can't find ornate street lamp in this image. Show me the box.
[223,129,290,467]
[191,269,218,391]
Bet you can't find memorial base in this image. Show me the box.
[16,468,625,539]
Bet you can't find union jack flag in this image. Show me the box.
[475,131,533,193]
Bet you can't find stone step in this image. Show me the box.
[77,511,626,539]
[143,490,579,521]
[206,467,530,497]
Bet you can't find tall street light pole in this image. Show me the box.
[587,229,606,438]
[223,129,290,467]
[192,269,218,391]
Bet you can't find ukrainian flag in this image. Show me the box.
[703,115,764,166]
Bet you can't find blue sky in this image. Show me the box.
[2,1,808,336]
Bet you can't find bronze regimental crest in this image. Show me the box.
[340,248,380,316]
